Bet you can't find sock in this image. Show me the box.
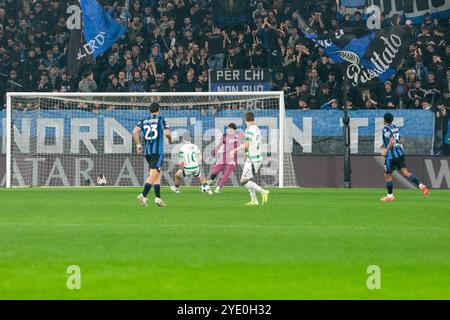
[386,181,393,195]
[142,183,152,197]
[154,184,161,198]
[249,190,257,202]
[408,174,420,187]
[247,181,263,193]
[245,183,258,202]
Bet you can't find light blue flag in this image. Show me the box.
[80,0,126,58]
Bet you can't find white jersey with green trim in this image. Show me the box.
[245,124,262,163]
[179,142,201,172]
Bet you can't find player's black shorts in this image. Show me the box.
[384,156,407,174]
[145,154,164,171]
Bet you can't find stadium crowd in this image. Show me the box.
[0,0,449,114]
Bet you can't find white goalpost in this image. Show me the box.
[4,91,297,188]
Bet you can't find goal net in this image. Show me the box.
[3,92,298,188]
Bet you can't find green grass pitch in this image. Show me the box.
[0,187,449,299]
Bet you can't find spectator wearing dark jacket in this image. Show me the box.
[305,69,323,109]
[408,80,428,107]
[127,70,147,92]
[106,77,126,92]
[359,89,378,109]
[379,81,399,109]
[295,83,310,109]
[58,72,76,92]
[324,72,340,101]
[180,71,196,92]
[5,70,23,92]
[315,85,333,110]
[35,71,52,92]
[48,66,62,91]
[423,72,443,105]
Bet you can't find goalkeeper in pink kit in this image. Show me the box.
[207,123,244,193]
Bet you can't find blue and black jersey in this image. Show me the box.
[136,114,169,156]
[382,124,405,160]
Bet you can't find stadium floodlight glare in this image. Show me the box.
[5,92,297,188]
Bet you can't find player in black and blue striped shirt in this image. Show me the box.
[133,102,172,208]
[380,113,429,201]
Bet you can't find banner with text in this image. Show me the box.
[0,109,434,187]
[340,0,450,24]
[209,69,272,92]
[292,155,450,189]
[299,16,411,89]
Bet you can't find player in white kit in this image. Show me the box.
[231,112,269,205]
[171,132,212,195]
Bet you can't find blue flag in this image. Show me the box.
[80,0,126,58]
[298,17,410,89]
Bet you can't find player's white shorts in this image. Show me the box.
[183,166,201,178]
[241,160,262,180]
